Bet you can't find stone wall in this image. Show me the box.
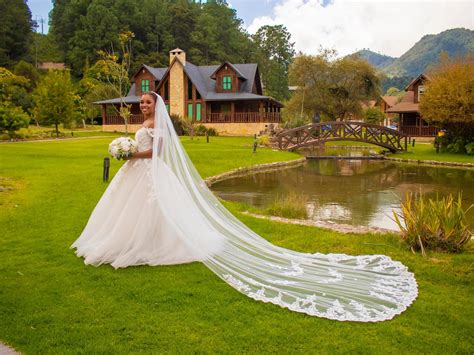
[202,122,278,136]
[102,124,143,133]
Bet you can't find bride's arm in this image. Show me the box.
[125,137,162,160]
[126,149,152,159]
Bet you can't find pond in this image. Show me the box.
[211,159,474,231]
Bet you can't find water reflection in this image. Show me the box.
[211,160,474,231]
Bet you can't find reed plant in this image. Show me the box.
[265,192,309,219]
[393,192,473,254]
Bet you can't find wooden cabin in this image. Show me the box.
[386,74,439,136]
[96,48,282,135]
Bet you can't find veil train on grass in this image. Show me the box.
[150,93,418,322]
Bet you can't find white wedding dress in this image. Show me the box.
[72,94,418,322]
[72,127,210,267]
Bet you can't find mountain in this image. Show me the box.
[349,49,396,69]
[352,28,474,78]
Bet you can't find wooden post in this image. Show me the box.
[202,101,207,123]
[231,102,235,123]
[102,104,107,125]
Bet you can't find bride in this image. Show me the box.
[72,92,417,322]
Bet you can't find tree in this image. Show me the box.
[0,100,30,138]
[13,60,38,86]
[28,33,64,66]
[287,50,380,121]
[364,107,386,124]
[78,76,117,126]
[32,70,81,137]
[92,31,134,135]
[385,87,400,96]
[0,67,32,112]
[419,54,474,139]
[252,25,295,101]
[0,0,35,67]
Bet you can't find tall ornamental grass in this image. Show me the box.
[266,192,309,219]
[393,192,473,254]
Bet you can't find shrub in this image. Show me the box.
[265,192,309,219]
[447,137,466,154]
[206,127,218,136]
[0,100,30,138]
[465,142,474,155]
[257,134,270,146]
[190,124,219,137]
[169,114,185,135]
[393,192,473,254]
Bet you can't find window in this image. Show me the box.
[165,104,170,112]
[188,103,193,119]
[196,103,201,121]
[418,85,425,99]
[222,75,232,90]
[141,79,149,92]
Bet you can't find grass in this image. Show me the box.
[265,192,309,219]
[326,139,474,164]
[0,136,473,353]
[1,124,120,141]
[393,142,474,164]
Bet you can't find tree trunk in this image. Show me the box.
[55,123,59,138]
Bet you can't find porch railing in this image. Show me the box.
[400,125,439,137]
[105,114,145,125]
[206,112,281,123]
[104,112,281,125]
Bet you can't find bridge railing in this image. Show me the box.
[277,121,408,152]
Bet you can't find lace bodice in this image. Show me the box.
[135,127,154,152]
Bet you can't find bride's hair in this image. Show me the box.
[142,92,158,103]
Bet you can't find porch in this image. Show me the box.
[399,112,439,137]
[103,112,281,125]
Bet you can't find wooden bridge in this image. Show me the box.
[277,121,408,152]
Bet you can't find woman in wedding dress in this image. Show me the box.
[72,92,417,322]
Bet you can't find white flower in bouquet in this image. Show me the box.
[108,137,138,160]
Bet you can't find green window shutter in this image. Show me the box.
[196,103,201,121]
[222,75,232,90]
[188,103,193,119]
[141,79,149,92]
[165,104,170,112]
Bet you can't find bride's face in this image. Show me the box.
[140,94,155,116]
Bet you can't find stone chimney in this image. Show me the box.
[169,48,186,118]
[169,48,186,66]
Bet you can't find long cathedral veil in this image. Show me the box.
[151,93,417,322]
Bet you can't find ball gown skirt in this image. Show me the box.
[72,127,203,268]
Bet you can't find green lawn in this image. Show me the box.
[327,140,474,164]
[393,142,474,164]
[0,136,473,353]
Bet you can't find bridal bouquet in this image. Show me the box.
[108,137,138,160]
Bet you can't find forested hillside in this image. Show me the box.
[353,28,474,77]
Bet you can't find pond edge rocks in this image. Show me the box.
[242,212,397,235]
[205,158,307,187]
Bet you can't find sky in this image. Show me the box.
[28,0,473,58]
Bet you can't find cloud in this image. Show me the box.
[247,0,474,57]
